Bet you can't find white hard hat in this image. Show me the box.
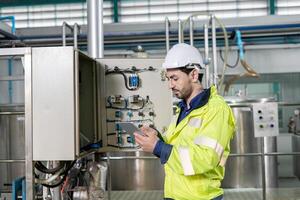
[162,43,204,69]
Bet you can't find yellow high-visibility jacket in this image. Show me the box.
[162,86,235,200]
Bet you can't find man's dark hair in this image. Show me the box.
[179,67,203,83]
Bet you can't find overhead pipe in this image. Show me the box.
[178,19,183,43]
[73,23,80,49]
[62,22,73,46]
[87,0,98,58]
[165,17,170,51]
[204,23,210,88]
[62,22,80,49]
[98,0,104,58]
[189,17,194,46]
[211,15,218,87]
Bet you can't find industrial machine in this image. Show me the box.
[0,46,104,199]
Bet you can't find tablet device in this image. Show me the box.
[116,122,144,135]
[116,122,164,141]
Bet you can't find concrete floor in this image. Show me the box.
[105,188,300,200]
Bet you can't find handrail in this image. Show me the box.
[98,151,300,160]
[0,111,24,115]
[0,159,25,163]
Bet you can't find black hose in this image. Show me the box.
[219,49,240,68]
[35,161,66,174]
[40,160,76,188]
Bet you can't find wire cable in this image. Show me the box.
[219,49,239,68]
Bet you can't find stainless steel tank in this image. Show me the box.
[96,150,164,190]
[222,98,278,188]
[293,134,300,179]
[0,105,25,192]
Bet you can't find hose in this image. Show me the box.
[214,16,229,94]
[219,49,239,68]
[35,161,77,188]
[35,166,66,184]
[223,30,259,95]
[35,161,66,174]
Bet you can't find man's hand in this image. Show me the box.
[134,126,159,153]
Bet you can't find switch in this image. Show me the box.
[259,124,264,129]
[115,110,122,118]
[258,110,262,114]
[270,124,274,128]
[127,111,133,118]
[127,136,133,143]
[259,116,263,120]
[138,111,145,117]
[149,111,155,116]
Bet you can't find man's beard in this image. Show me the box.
[172,89,184,99]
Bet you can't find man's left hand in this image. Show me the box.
[134,126,159,153]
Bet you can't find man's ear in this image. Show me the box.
[191,69,199,83]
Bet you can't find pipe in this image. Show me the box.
[0,111,24,115]
[87,0,99,58]
[211,15,218,86]
[8,59,12,104]
[204,23,210,88]
[62,22,73,46]
[178,19,183,43]
[165,17,170,51]
[73,23,80,49]
[0,159,25,163]
[189,17,194,46]
[261,138,266,200]
[98,0,104,58]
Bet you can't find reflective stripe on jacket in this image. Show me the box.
[163,86,235,200]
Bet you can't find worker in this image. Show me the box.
[134,43,235,200]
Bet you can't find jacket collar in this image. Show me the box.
[177,86,212,112]
[168,86,217,142]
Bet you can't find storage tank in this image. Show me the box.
[293,134,300,179]
[0,105,25,193]
[96,150,164,190]
[222,97,278,188]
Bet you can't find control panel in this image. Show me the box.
[98,58,173,148]
[252,102,279,137]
